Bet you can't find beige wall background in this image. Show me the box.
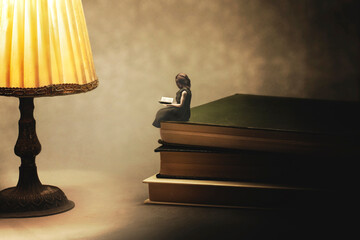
[0,0,359,188]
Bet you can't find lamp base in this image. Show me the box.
[0,98,75,218]
[0,185,75,218]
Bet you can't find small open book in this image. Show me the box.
[159,97,173,104]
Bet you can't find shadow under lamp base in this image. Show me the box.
[0,97,74,218]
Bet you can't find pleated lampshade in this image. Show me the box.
[0,0,98,97]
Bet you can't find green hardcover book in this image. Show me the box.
[160,94,360,155]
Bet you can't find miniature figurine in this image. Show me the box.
[153,73,192,128]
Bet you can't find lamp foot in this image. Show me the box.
[0,185,74,218]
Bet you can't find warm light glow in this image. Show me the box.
[0,170,126,240]
[0,0,97,89]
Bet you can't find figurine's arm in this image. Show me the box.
[167,91,187,108]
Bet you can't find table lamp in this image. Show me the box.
[0,0,98,217]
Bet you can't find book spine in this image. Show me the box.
[158,151,336,187]
[147,180,328,208]
[160,122,359,156]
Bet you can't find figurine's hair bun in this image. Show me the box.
[175,73,191,88]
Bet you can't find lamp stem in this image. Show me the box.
[14,97,43,192]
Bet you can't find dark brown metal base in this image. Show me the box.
[0,97,76,218]
[0,185,74,218]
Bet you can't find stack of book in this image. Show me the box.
[144,94,359,208]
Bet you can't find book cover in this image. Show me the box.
[160,94,360,154]
[188,93,360,135]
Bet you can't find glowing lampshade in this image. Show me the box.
[0,0,98,96]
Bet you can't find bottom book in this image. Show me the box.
[143,175,330,209]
